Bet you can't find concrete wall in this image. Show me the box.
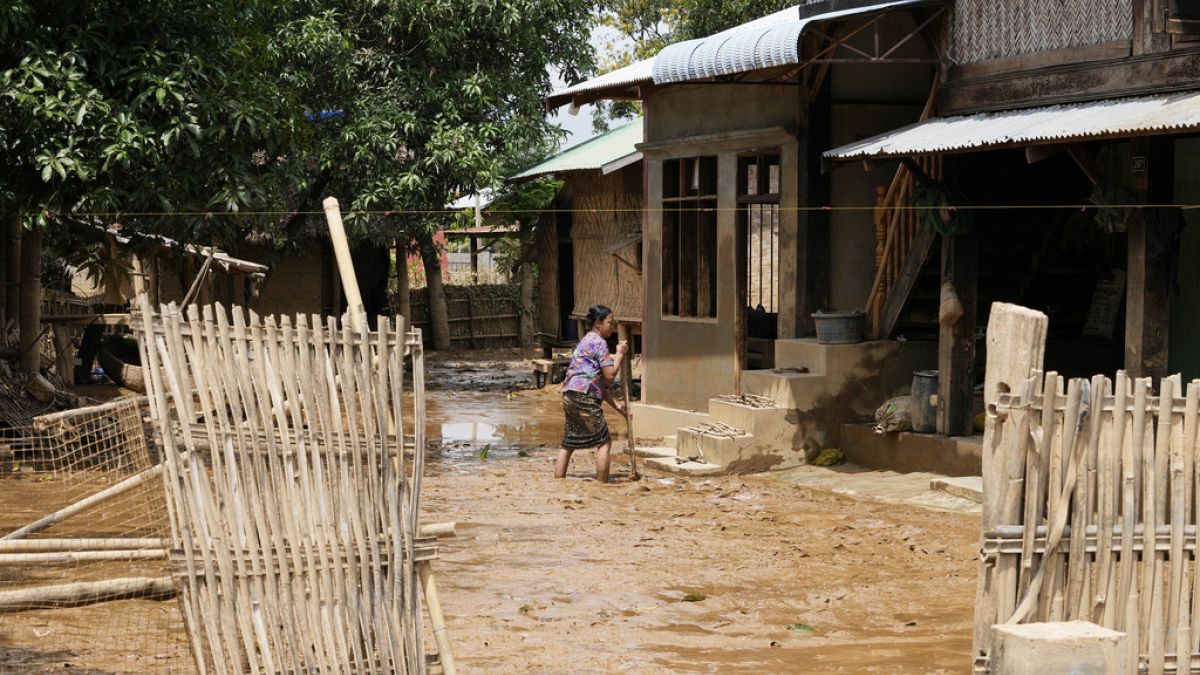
[641,84,802,411]
[828,104,921,312]
[825,10,933,313]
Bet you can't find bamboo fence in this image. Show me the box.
[976,368,1200,674]
[137,296,442,674]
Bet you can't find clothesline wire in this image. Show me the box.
[26,203,1200,219]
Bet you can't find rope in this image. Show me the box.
[914,184,974,237]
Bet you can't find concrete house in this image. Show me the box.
[550,1,946,473]
[550,0,1200,476]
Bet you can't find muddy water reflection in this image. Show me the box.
[425,388,627,464]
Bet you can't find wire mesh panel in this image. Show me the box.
[137,298,429,674]
[0,396,190,672]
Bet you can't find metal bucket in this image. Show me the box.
[910,370,939,433]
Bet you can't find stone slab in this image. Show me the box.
[930,476,983,503]
[990,621,1128,675]
[645,456,725,477]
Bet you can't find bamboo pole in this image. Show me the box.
[0,549,167,564]
[0,538,164,552]
[418,560,456,675]
[322,197,365,332]
[0,576,175,612]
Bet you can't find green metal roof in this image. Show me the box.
[513,118,643,180]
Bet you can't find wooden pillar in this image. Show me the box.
[936,227,978,436]
[394,242,411,325]
[469,235,479,278]
[4,212,20,323]
[1124,137,1171,379]
[19,227,43,376]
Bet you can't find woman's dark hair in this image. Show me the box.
[586,305,613,328]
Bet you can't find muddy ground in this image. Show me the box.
[0,348,980,673]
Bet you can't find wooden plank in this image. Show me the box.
[876,225,936,340]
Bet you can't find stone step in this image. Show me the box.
[644,456,724,477]
[930,476,983,503]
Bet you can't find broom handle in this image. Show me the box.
[620,335,639,480]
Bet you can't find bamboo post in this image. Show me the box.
[974,303,1048,658]
[322,197,365,332]
[418,560,456,675]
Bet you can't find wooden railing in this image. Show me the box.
[863,80,943,339]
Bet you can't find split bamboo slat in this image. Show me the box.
[976,368,1200,673]
[137,296,439,674]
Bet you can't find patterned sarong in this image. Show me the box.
[561,390,610,449]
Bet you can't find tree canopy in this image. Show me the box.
[1,0,600,251]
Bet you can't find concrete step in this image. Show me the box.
[740,369,827,410]
[930,476,983,503]
[645,456,724,477]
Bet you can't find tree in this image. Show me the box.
[261,0,600,349]
[1,0,298,373]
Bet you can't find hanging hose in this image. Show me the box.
[914,184,974,237]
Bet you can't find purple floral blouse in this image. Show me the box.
[561,332,614,399]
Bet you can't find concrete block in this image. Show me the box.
[630,402,709,440]
[841,422,983,476]
[990,621,1128,675]
[930,476,983,503]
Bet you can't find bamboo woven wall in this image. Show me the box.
[568,168,643,324]
[977,369,1200,673]
[951,0,1132,64]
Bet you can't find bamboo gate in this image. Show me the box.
[137,296,451,674]
[976,309,1200,673]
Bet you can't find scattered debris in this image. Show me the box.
[683,421,746,438]
[716,393,778,409]
[681,593,706,603]
[789,623,815,635]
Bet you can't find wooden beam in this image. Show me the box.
[936,227,978,436]
[940,48,1200,115]
[18,227,42,376]
[1123,138,1172,379]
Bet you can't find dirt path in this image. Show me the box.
[423,386,980,673]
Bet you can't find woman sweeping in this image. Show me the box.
[556,305,629,482]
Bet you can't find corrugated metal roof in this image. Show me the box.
[824,90,1200,159]
[513,118,644,180]
[651,0,927,85]
[547,59,654,108]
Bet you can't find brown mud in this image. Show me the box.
[1,348,979,673]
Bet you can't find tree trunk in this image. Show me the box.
[19,227,43,376]
[4,212,20,324]
[416,229,450,350]
[394,242,411,328]
[147,254,160,307]
[518,220,536,345]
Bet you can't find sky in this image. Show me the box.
[546,23,632,150]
